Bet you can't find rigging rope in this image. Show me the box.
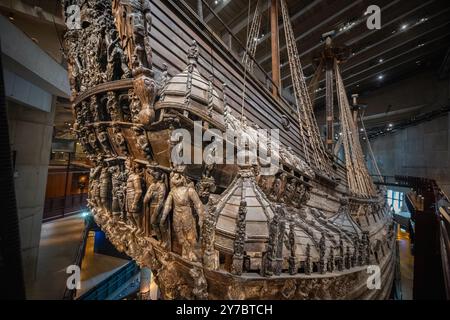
[359,110,384,183]
[240,0,253,122]
[334,62,376,197]
[280,0,331,174]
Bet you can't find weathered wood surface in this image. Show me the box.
[148,0,349,185]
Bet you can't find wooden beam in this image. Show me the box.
[270,0,281,97]
[284,9,450,91]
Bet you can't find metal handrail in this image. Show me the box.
[77,261,139,300]
[62,217,91,300]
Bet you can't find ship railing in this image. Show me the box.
[77,261,140,300]
[178,0,282,98]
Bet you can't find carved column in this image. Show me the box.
[288,223,297,275]
[231,200,247,275]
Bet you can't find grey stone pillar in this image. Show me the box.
[6,98,56,290]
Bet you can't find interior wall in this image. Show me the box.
[6,98,56,290]
[368,113,450,196]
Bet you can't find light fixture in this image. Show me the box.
[378,58,383,63]
[418,43,424,47]
[388,123,393,127]
[378,75,384,80]
[401,24,408,30]
[360,128,364,132]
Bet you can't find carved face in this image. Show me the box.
[170,172,185,187]
[151,170,162,181]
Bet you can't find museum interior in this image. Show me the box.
[0,0,449,301]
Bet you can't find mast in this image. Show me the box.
[279,0,332,175]
[270,0,281,97]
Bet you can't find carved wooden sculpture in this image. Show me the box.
[143,169,166,239]
[160,172,205,262]
[62,0,394,300]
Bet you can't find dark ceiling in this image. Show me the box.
[185,0,450,111]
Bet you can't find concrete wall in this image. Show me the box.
[368,113,450,196]
[6,99,56,289]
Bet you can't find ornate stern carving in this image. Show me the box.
[134,73,157,125]
[202,206,219,270]
[196,164,217,204]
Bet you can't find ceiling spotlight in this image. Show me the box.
[360,128,364,132]
[401,24,408,30]
[378,58,383,63]
[378,75,384,80]
[388,123,393,127]
[418,43,424,47]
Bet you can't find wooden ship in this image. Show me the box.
[61,0,397,299]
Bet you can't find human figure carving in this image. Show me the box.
[160,172,205,261]
[143,169,167,239]
[99,166,112,213]
[125,159,144,231]
[106,29,131,80]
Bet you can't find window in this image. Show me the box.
[387,189,404,213]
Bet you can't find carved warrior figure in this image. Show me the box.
[196,164,216,204]
[160,172,205,261]
[99,166,112,213]
[125,159,144,231]
[106,29,131,80]
[96,124,113,156]
[143,169,166,239]
[111,125,129,155]
[109,165,127,219]
[112,0,153,72]
[88,161,102,209]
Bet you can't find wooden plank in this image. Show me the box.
[149,0,349,186]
